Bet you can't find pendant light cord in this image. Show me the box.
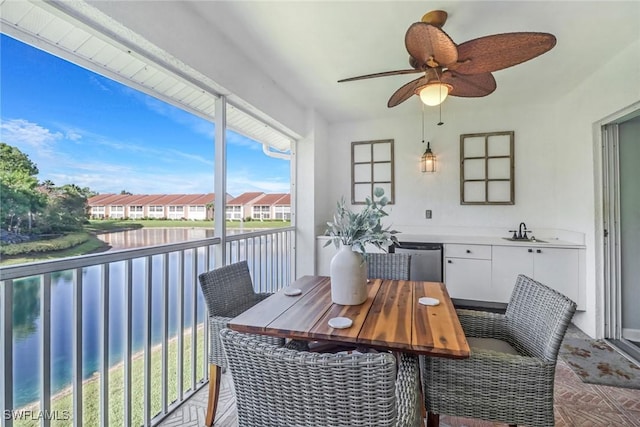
[435,68,444,126]
[421,102,425,144]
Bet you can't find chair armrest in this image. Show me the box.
[453,348,556,394]
[469,347,548,367]
[208,315,233,366]
[456,309,510,340]
[395,353,422,427]
[209,315,233,335]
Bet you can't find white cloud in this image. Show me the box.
[0,119,63,153]
[65,130,82,141]
[227,172,290,196]
[167,149,214,167]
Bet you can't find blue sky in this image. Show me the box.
[0,34,291,197]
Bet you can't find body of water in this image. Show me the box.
[12,230,209,408]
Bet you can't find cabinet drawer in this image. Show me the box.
[445,244,492,260]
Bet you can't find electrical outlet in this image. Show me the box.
[425,210,432,219]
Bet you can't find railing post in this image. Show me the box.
[143,256,152,426]
[99,264,110,427]
[40,274,52,427]
[123,259,133,426]
[1,279,13,427]
[177,251,185,401]
[161,253,169,415]
[72,268,83,427]
[190,249,198,391]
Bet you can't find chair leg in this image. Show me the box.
[426,412,439,427]
[205,364,222,427]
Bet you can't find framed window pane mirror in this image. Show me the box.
[351,139,395,204]
[460,131,514,205]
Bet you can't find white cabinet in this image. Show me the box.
[317,236,586,310]
[316,238,336,276]
[444,244,492,301]
[492,246,584,309]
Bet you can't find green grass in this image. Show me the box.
[15,326,205,427]
[0,233,108,266]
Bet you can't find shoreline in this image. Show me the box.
[17,323,205,411]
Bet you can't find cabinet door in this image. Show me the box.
[533,248,579,304]
[491,246,534,303]
[316,239,337,276]
[445,258,492,301]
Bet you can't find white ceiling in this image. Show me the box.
[5,0,639,130]
[187,0,640,123]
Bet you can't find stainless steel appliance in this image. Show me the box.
[391,242,443,282]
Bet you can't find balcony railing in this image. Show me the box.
[0,226,295,427]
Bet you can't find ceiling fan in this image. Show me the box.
[338,10,556,107]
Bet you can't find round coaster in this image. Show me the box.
[283,288,302,296]
[418,297,440,306]
[328,317,353,329]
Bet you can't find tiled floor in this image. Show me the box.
[157,359,640,427]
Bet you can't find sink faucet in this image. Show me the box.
[509,223,531,240]
[518,222,528,239]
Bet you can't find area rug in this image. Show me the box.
[559,333,640,389]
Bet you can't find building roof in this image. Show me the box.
[88,193,216,206]
[88,193,255,207]
[253,193,289,206]
[275,194,291,206]
[227,192,265,206]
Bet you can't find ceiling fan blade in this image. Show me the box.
[442,71,497,97]
[450,32,556,75]
[405,22,458,68]
[387,75,428,107]
[338,68,422,83]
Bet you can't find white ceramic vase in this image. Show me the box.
[329,244,368,305]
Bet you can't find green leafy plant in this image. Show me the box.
[324,187,399,254]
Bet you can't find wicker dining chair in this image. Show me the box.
[220,328,423,427]
[421,274,577,427]
[367,253,411,280]
[198,261,285,427]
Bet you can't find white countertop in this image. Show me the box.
[317,234,585,249]
[394,234,584,249]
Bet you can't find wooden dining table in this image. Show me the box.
[228,275,470,358]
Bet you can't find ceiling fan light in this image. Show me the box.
[419,83,450,106]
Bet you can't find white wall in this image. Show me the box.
[320,39,640,338]
[328,103,561,233]
[295,110,330,277]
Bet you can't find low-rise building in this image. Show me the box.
[87,193,219,220]
[87,192,291,222]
